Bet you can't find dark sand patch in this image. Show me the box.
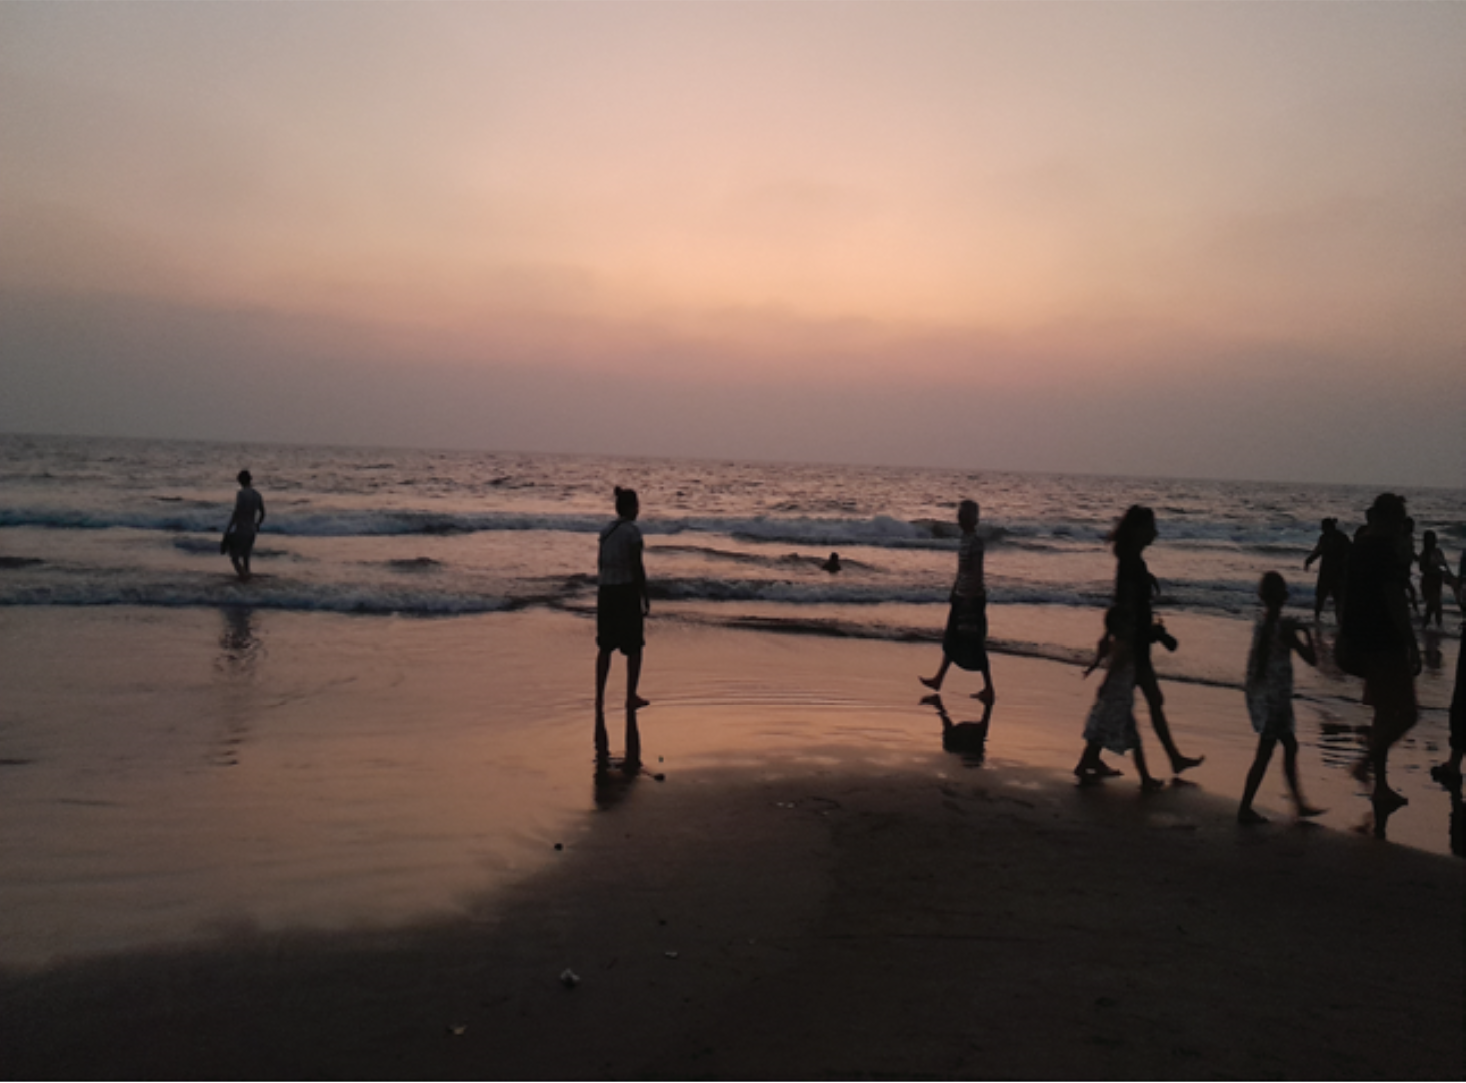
[3,763,1460,1079]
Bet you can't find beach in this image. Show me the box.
[2,605,1461,1078]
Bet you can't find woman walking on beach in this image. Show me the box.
[1075,606,1160,789]
[1339,492,1420,810]
[921,499,995,704]
[1238,572,1324,824]
[1110,505,1202,775]
[595,486,651,725]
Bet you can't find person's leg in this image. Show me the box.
[1133,739,1163,791]
[595,648,613,714]
[1239,737,1275,821]
[626,649,649,710]
[1137,660,1202,773]
[921,655,952,691]
[1314,581,1326,621]
[974,661,995,704]
[1279,734,1323,815]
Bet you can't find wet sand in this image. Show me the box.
[1,606,1462,1077]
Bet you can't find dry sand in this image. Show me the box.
[2,607,1462,1078]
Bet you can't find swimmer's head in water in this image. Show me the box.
[237,470,252,486]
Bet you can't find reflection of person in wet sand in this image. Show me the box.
[1340,492,1419,811]
[1238,573,1324,824]
[920,500,995,704]
[595,486,650,752]
[1074,606,1158,789]
[1110,505,1202,775]
[220,470,265,580]
[1303,517,1350,621]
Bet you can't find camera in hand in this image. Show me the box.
[1151,623,1178,652]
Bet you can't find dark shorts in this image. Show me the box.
[942,596,988,672]
[227,532,256,561]
[597,583,645,656]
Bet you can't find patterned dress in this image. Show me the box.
[1083,652,1139,753]
[1245,615,1295,738]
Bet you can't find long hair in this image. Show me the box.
[1108,505,1154,556]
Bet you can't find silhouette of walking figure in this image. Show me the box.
[1340,492,1420,811]
[220,470,265,580]
[1110,505,1202,775]
[1238,572,1324,824]
[920,499,995,704]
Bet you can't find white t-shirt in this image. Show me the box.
[598,519,643,586]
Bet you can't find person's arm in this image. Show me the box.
[1082,634,1110,678]
[1286,621,1317,667]
[635,536,649,616]
[255,496,266,530]
[1304,540,1323,569]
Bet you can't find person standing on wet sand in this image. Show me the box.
[595,486,650,726]
[220,470,265,580]
[920,499,995,704]
[1304,517,1350,621]
[1110,505,1203,776]
[1340,492,1420,810]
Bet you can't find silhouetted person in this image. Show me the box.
[1238,573,1324,824]
[1304,517,1350,621]
[920,499,995,704]
[1404,516,1421,617]
[1109,504,1202,775]
[1074,606,1159,790]
[220,470,265,580]
[1431,561,1463,789]
[595,486,650,762]
[1340,492,1419,810]
[821,552,842,573]
[1418,529,1454,630]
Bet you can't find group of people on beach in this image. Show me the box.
[589,482,1464,825]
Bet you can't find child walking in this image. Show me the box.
[1238,572,1325,824]
[1075,607,1162,791]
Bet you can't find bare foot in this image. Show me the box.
[1237,807,1268,825]
[1170,754,1204,775]
[627,695,650,710]
[1140,777,1166,793]
[919,676,942,691]
[1296,803,1326,818]
[973,687,995,705]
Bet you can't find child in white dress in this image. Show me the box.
[1239,572,1324,823]
[1075,607,1161,791]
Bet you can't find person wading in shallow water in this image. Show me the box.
[595,486,650,759]
[921,499,996,705]
[1304,517,1351,622]
[1110,505,1203,777]
[220,470,265,581]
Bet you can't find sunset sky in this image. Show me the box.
[2,3,1462,486]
